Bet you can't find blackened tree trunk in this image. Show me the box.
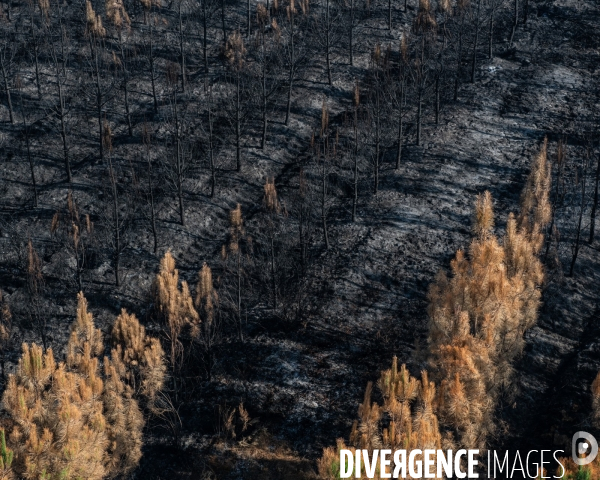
[488,3,495,59]
[454,13,465,101]
[589,152,600,243]
[569,160,587,276]
[0,48,14,124]
[353,104,359,220]
[235,71,241,171]
[236,251,243,341]
[29,15,41,98]
[270,228,276,309]
[221,0,227,45]
[374,73,381,194]
[247,0,251,36]
[261,32,268,149]
[325,0,332,86]
[173,95,185,225]
[19,92,38,207]
[50,41,71,182]
[208,86,216,197]
[149,20,158,111]
[545,142,565,260]
[509,0,518,45]
[471,0,481,83]
[144,128,158,253]
[107,154,121,287]
[120,40,133,136]
[285,10,295,125]
[89,35,104,162]
[396,67,405,169]
[203,0,209,77]
[349,0,354,65]
[435,74,440,124]
[322,146,330,249]
[178,2,186,93]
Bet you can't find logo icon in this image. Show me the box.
[572,432,598,466]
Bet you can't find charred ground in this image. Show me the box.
[0,0,599,477]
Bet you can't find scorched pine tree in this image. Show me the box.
[318,141,553,477]
[1,292,165,480]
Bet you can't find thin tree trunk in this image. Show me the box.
[545,151,563,260]
[120,41,133,136]
[33,42,41,98]
[208,86,216,197]
[237,253,243,341]
[149,20,158,111]
[488,6,494,59]
[108,155,120,287]
[75,238,83,292]
[261,34,267,149]
[174,94,185,225]
[325,0,332,85]
[221,0,227,45]
[236,71,241,171]
[322,149,330,249]
[30,16,41,98]
[19,93,38,207]
[374,75,380,194]
[435,75,440,124]
[509,0,518,45]
[569,162,587,276]
[203,0,209,77]
[247,0,251,36]
[454,14,464,101]
[177,143,184,226]
[396,72,404,169]
[285,13,294,126]
[270,232,276,309]
[145,130,158,254]
[147,151,158,254]
[0,57,14,124]
[52,43,71,182]
[178,3,186,93]
[349,0,354,66]
[299,195,306,271]
[416,36,425,146]
[589,152,600,243]
[471,0,481,83]
[388,0,392,29]
[353,105,359,220]
[90,35,104,162]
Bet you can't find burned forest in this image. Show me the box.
[0,0,599,477]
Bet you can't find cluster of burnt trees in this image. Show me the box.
[0,0,535,342]
[0,0,532,209]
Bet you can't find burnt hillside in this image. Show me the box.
[0,0,599,477]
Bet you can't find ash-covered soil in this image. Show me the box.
[1,0,600,478]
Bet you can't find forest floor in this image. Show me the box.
[1,0,600,478]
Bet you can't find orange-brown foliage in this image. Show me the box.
[427,143,551,449]
[1,293,164,479]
